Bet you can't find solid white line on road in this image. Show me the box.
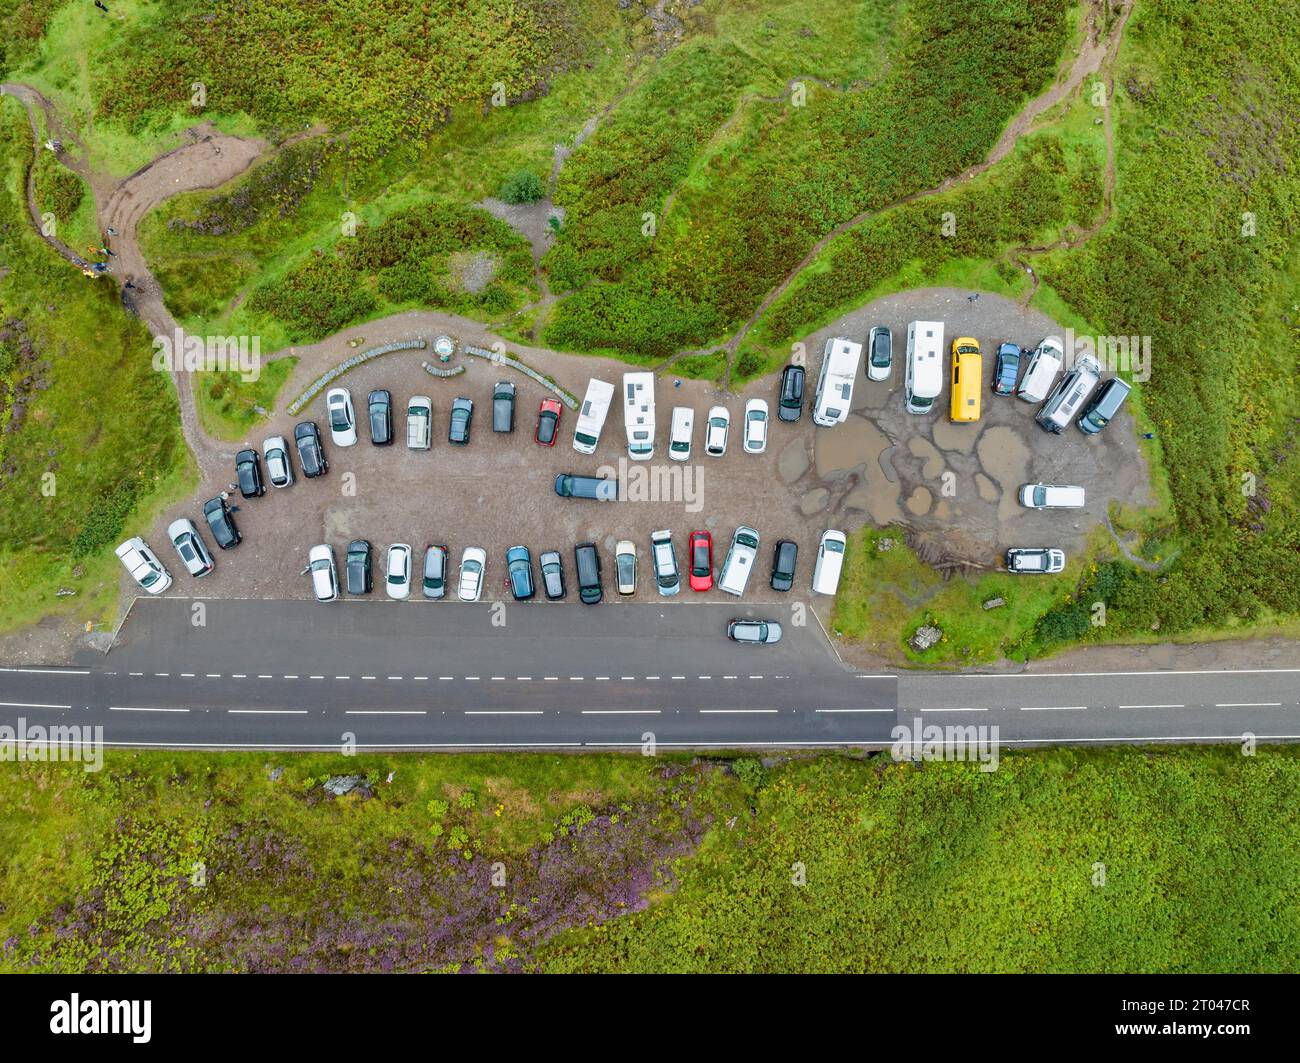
[699,709,779,714]
[1216,702,1283,708]
[957,667,1300,678]
[856,674,898,679]
[464,710,544,716]
[1020,705,1088,711]
[0,667,90,674]
[346,710,427,716]
[110,706,189,713]
[582,710,661,715]
[1119,704,1184,709]
[815,708,893,714]
[0,701,71,710]
[229,709,308,715]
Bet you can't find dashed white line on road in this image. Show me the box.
[543,677,558,681]
[516,677,532,681]
[698,675,711,680]
[749,675,763,679]
[283,675,299,679]
[923,707,987,712]
[233,674,247,679]
[815,708,893,714]
[439,676,454,681]
[257,675,273,679]
[671,675,686,680]
[1120,704,1184,709]
[346,710,427,716]
[646,676,660,680]
[362,676,377,680]
[309,676,324,680]
[334,676,350,680]
[490,677,506,681]
[129,672,144,676]
[1216,702,1283,708]
[595,676,610,681]
[206,674,222,678]
[465,676,480,681]
[1020,705,1088,711]
[180,673,195,678]
[413,676,428,681]
[465,710,544,716]
[229,709,308,715]
[155,673,170,677]
[723,675,738,680]
[387,676,402,680]
[569,676,584,681]
[110,706,188,713]
[700,709,778,714]
[0,701,70,710]
[582,709,661,715]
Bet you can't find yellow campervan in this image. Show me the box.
[949,337,982,423]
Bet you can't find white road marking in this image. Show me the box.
[229,709,308,715]
[283,675,299,679]
[569,676,584,681]
[309,676,325,680]
[1216,702,1282,708]
[155,673,170,677]
[0,667,90,674]
[232,674,247,678]
[387,676,403,680]
[1020,705,1088,711]
[334,676,350,680]
[206,674,222,678]
[922,707,987,712]
[582,709,661,715]
[646,676,660,680]
[258,675,273,679]
[110,706,188,713]
[1119,704,1184,709]
[465,710,543,716]
[671,675,686,680]
[465,676,480,681]
[699,709,778,714]
[815,708,893,714]
[180,673,195,678]
[413,676,428,681]
[346,710,427,716]
[0,701,70,710]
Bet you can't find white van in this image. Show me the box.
[1018,337,1064,404]
[669,406,694,461]
[812,529,847,596]
[812,337,862,427]
[1019,484,1086,509]
[1036,355,1100,433]
[904,321,944,414]
[573,378,615,455]
[718,526,760,597]
[623,371,655,460]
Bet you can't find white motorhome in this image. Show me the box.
[812,337,862,427]
[904,320,944,414]
[572,378,615,455]
[623,371,656,460]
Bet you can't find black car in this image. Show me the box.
[770,538,798,592]
[992,342,1021,396]
[345,539,372,595]
[202,496,241,550]
[235,449,264,498]
[449,397,473,445]
[368,389,393,446]
[505,545,535,600]
[492,381,516,433]
[294,420,328,477]
[777,364,805,422]
[539,550,566,600]
[574,542,603,605]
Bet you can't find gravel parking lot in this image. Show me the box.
[141,291,1155,607]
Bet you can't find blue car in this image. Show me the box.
[505,545,535,601]
[992,342,1021,395]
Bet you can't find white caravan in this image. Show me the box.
[572,378,615,455]
[812,337,862,427]
[904,320,944,414]
[623,371,656,460]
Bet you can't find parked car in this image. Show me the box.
[669,406,694,462]
[505,545,536,600]
[705,406,730,456]
[777,364,805,422]
[458,546,486,602]
[867,326,892,382]
[554,473,618,501]
[325,387,357,446]
[743,399,769,454]
[534,398,562,446]
[1006,547,1066,574]
[262,436,294,488]
[308,544,339,602]
[385,543,412,599]
[407,395,432,450]
[650,529,680,597]
[115,536,172,594]
[167,518,214,577]
[492,381,516,433]
[574,542,603,604]
[718,525,759,597]
[811,529,846,596]
[1017,337,1064,404]
[448,397,473,445]
[615,540,637,595]
[202,496,241,550]
[235,448,265,498]
[727,618,783,645]
[1077,377,1131,435]
[368,389,393,446]
[346,539,373,595]
[992,342,1021,396]
[422,544,449,599]
[1019,484,1086,509]
[539,550,566,600]
[688,530,713,592]
[770,538,798,592]
[294,420,328,477]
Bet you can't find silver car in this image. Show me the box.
[262,435,294,488]
[167,518,214,577]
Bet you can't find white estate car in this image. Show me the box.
[1018,484,1086,509]
[115,536,172,595]
[668,406,694,462]
[262,435,295,488]
[308,543,339,601]
[742,398,768,454]
[385,543,412,599]
[458,546,487,602]
[705,405,730,456]
[325,387,358,447]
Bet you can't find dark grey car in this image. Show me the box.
[422,544,449,600]
[492,381,516,433]
[294,420,327,477]
[449,397,473,445]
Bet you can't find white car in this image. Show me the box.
[705,406,730,456]
[742,398,768,454]
[262,435,294,488]
[167,518,214,577]
[385,543,412,599]
[325,387,358,447]
[1018,484,1086,509]
[1006,548,1066,574]
[458,546,487,602]
[668,406,694,462]
[308,544,338,601]
[115,536,172,595]
[615,540,637,595]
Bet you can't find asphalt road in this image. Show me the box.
[0,599,1297,751]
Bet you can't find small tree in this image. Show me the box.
[499,170,545,204]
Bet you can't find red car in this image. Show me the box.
[535,398,563,446]
[688,530,713,592]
